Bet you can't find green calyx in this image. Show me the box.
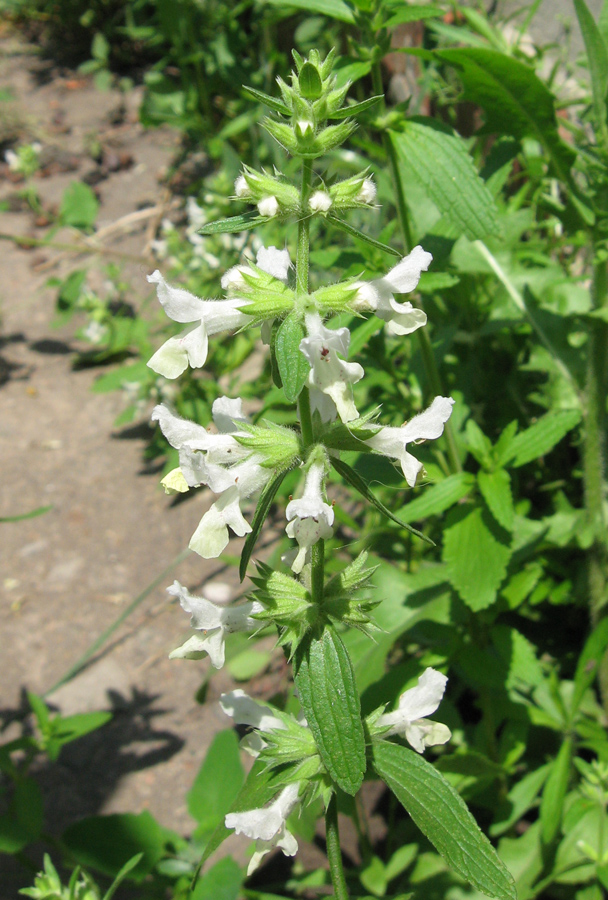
[233,421,300,469]
[250,563,319,655]
[237,269,296,323]
[312,278,362,314]
[322,551,380,631]
[238,166,300,214]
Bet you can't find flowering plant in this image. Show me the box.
[148,50,515,900]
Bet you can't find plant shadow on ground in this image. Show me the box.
[0,687,184,894]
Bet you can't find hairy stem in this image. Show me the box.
[370,58,462,474]
[583,252,608,707]
[326,793,350,900]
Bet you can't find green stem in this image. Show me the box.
[326,793,350,900]
[583,251,608,707]
[370,57,462,474]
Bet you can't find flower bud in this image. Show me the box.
[309,190,332,213]
[258,196,279,217]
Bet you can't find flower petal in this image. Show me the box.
[148,270,207,323]
[256,246,291,282]
[401,396,455,443]
[398,668,448,721]
[220,689,285,732]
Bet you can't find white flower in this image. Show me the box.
[285,462,334,573]
[309,190,332,212]
[152,398,273,558]
[256,246,291,282]
[377,667,451,753]
[226,781,300,875]
[168,581,262,668]
[357,177,377,204]
[147,270,252,378]
[299,313,363,423]
[221,245,291,293]
[221,688,287,756]
[258,196,279,217]
[353,246,431,336]
[234,174,251,198]
[365,396,455,487]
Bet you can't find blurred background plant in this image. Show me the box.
[2,0,608,897]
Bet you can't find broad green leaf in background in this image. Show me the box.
[240,470,287,580]
[539,737,573,846]
[187,730,244,839]
[442,505,511,610]
[191,856,243,900]
[258,0,356,23]
[384,4,444,28]
[574,0,608,143]
[372,742,517,900]
[400,473,475,523]
[390,118,500,240]
[60,181,99,229]
[62,811,167,881]
[0,778,43,853]
[497,408,581,468]
[478,469,514,532]
[435,48,576,179]
[295,627,366,795]
[275,314,310,402]
[490,763,551,837]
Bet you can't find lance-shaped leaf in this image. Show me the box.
[240,470,288,581]
[327,215,401,258]
[570,618,608,717]
[242,85,291,116]
[331,457,435,545]
[330,95,384,120]
[259,0,355,23]
[573,0,608,143]
[390,118,500,240]
[295,627,366,795]
[275,314,310,402]
[199,212,268,236]
[497,408,581,469]
[435,48,576,180]
[372,741,517,900]
[384,4,444,28]
[539,737,572,847]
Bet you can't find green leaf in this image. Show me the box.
[490,764,551,838]
[242,85,290,116]
[539,737,572,846]
[275,314,309,402]
[574,0,608,139]
[60,182,99,229]
[399,473,475,523]
[295,628,366,795]
[384,5,443,28]
[239,470,287,581]
[299,62,323,99]
[47,710,112,760]
[192,856,243,900]
[435,48,576,179]
[372,742,516,900]
[0,504,52,523]
[477,469,514,532]
[390,119,500,240]
[259,0,356,23]
[102,854,144,900]
[442,505,511,610]
[0,778,43,853]
[327,215,401,257]
[331,457,435,545]
[571,618,608,716]
[62,812,166,881]
[498,408,581,468]
[199,212,267,235]
[187,730,244,838]
[330,95,383,120]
